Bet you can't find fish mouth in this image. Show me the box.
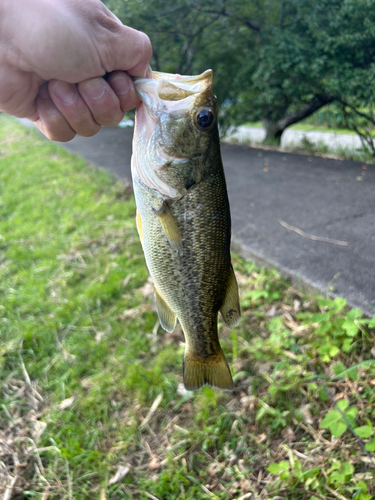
[133,70,213,131]
[132,70,213,198]
[134,69,213,97]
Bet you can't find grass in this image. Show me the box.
[1,115,375,500]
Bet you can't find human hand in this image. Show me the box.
[0,0,152,141]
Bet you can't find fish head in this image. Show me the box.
[132,70,218,198]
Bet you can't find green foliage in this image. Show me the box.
[321,400,375,454]
[297,296,369,361]
[302,103,371,130]
[107,0,375,148]
[268,455,373,499]
[230,0,375,145]
[105,0,255,111]
[267,460,290,476]
[321,399,358,437]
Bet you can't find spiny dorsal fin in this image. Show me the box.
[153,201,183,255]
[220,265,241,327]
[183,350,233,391]
[154,287,177,333]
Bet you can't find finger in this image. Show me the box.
[0,65,41,117]
[120,30,152,78]
[77,77,124,127]
[49,80,101,137]
[107,71,140,112]
[34,84,76,142]
[108,27,152,78]
[93,4,152,78]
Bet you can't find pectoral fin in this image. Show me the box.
[155,287,177,333]
[154,201,183,255]
[220,265,241,327]
[136,210,144,247]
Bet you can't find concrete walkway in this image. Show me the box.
[16,119,375,316]
[226,125,362,151]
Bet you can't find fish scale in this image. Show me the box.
[135,165,230,348]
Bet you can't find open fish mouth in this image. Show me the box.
[134,70,213,104]
[134,70,213,137]
[131,70,214,198]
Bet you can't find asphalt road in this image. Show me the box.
[60,126,375,316]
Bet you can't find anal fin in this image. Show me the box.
[220,264,241,327]
[154,201,183,255]
[183,349,233,391]
[155,287,177,333]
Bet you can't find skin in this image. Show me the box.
[0,0,152,141]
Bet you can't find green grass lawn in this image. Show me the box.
[1,115,375,500]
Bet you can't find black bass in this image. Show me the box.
[131,70,240,390]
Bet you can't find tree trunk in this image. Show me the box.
[263,120,283,146]
[263,96,334,147]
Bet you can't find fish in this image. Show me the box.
[131,69,240,391]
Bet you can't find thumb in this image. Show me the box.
[106,24,152,78]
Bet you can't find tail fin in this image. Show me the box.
[183,350,233,391]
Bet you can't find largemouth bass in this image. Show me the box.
[131,69,240,390]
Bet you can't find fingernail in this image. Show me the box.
[82,79,106,100]
[52,81,76,105]
[110,76,130,96]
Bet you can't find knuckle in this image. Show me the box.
[78,124,101,137]
[0,74,38,117]
[98,115,122,127]
[43,109,66,128]
[0,96,35,118]
[40,109,75,142]
[46,128,76,142]
[92,104,123,127]
[63,108,101,137]
[119,94,140,113]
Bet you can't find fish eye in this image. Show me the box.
[195,108,214,130]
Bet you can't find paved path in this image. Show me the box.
[16,119,375,316]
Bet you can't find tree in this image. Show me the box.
[106,0,375,149]
[105,0,260,109]
[226,0,375,145]
[230,0,375,148]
